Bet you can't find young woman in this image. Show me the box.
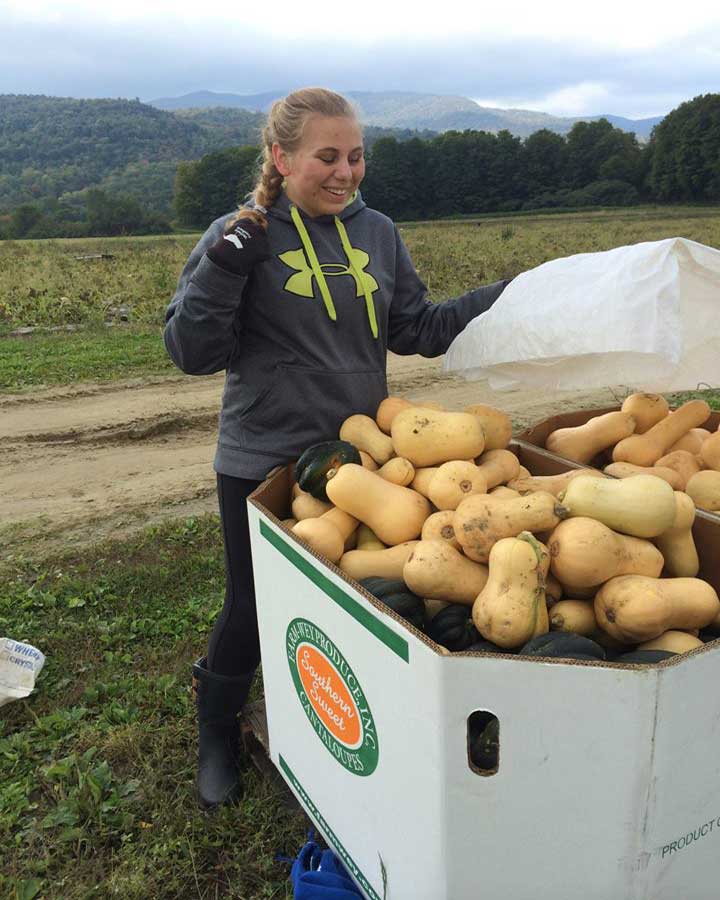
[164,87,510,809]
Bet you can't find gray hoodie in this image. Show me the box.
[164,190,508,479]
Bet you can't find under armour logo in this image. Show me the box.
[280,245,378,299]
[223,226,252,250]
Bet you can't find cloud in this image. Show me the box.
[1,15,718,120]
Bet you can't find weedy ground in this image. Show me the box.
[1,517,307,900]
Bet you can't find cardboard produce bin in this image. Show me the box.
[248,453,720,900]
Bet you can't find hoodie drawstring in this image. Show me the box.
[334,216,379,339]
[289,204,378,339]
[290,206,337,322]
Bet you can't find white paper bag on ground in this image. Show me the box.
[0,639,45,707]
[444,237,720,392]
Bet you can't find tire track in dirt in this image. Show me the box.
[0,356,620,557]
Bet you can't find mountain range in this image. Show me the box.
[149,89,664,140]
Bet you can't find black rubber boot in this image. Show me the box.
[191,657,255,810]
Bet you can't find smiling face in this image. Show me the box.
[272,115,365,218]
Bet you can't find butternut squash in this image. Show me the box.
[453,491,569,563]
[391,407,486,467]
[376,396,413,434]
[603,462,684,490]
[377,457,415,486]
[654,450,701,490]
[292,493,334,521]
[517,465,532,479]
[612,399,711,467]
[359,450,378,471]
[411,467,439,498]
[637,631,704,653]
[421,510,461,550]
[427,461,488,510]
[669,428,712,455]
[325,464,431,545]
[472,532,549,648]
[403,540,489,606]
[559,473,676,538]
[621,393,669,434]
[320,507,359,543]
[546,573,563,605]
[281,517,298,529]
[339,541,418,581]
[595,575,720,643]
[699,431,720,471]
[292,518,345,563]
[340,414,394,465]
[508,468,605,497]
[546,411,636,464]
[489,485,522,499]
[463,404,513,450]
[355,524,386,551]
[410,399,444,411]
[549,599,598,636]
[653,492,699,577]
[548,517,664,588]
[686,470,720,511]
[475,449,521,489]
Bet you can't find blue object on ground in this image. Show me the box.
[291,840,363,899]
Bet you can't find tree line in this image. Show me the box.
[171,94,720,229]
[1,93,718,238]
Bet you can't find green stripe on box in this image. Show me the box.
[260,519,409,662]
[279,754,382,900]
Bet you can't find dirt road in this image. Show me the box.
[0,354,620,557]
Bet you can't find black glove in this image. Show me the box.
[206,219,271,276]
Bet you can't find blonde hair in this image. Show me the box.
[229,87,359,230]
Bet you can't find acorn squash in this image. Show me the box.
[426,603,480,651]
[359,577,425,630]
[295,440,361,501]
[519,632,606,661]
[611,649,677,664]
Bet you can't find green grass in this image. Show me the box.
[0,515,308,899]
[0,327,175,391]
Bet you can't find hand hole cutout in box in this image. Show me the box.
[467,711,499,775]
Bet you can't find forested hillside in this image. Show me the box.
[0,96,269,212]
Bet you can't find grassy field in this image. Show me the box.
[2,205,720,391]
[1,518,307,900]
[3,206,720,898]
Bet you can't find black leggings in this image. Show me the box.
[207,473,263,677]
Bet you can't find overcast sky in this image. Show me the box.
[3,0,720,118]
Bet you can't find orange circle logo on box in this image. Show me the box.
[287,618,379,776]
[296,643,361,747]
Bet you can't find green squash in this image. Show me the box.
[296,440,361,501]
[612,649,677,664]
[463,639,509,655]
[426,604,480,651]
[360,577,425,630]
[468,717,499,770]
[520,632,606,661]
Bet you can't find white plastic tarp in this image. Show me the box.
[444,237,720,392]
